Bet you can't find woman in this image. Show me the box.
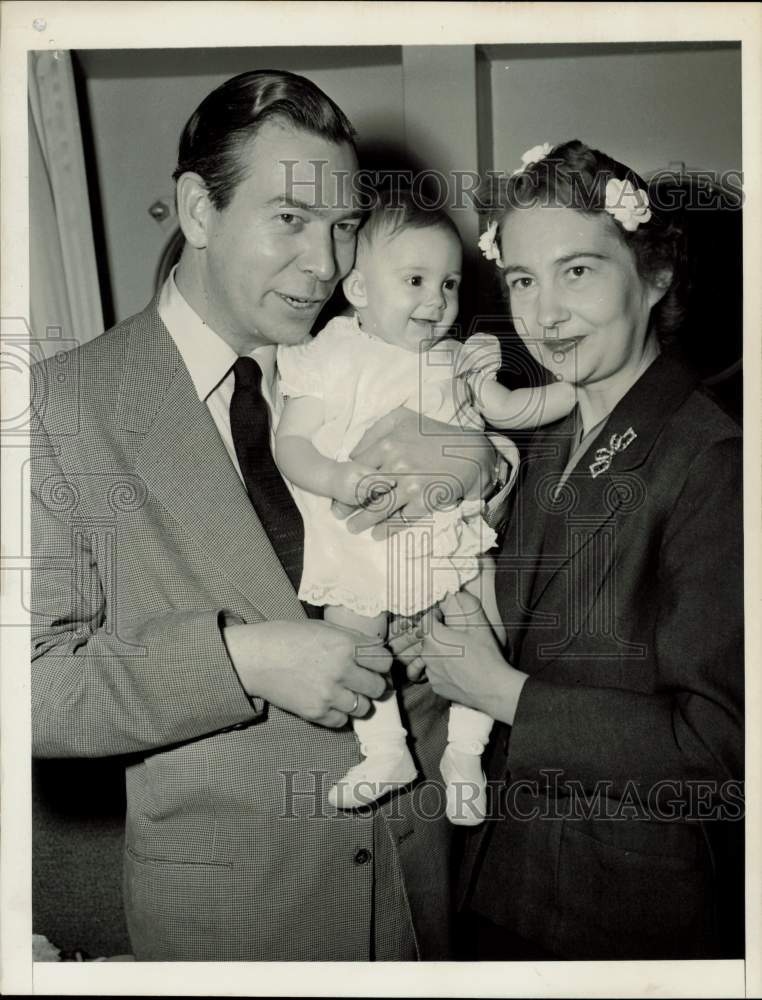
[398,140,744,960]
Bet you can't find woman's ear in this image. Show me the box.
[342,268,368,309]
[176,172,213,250]
[647,267,673,308]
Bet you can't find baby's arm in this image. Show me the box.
[475,378,576,430]
[275,395,388,507]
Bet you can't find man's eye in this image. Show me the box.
[278,213,301,227]
[334,221,359,239]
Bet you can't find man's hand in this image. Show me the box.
[223,620,391,728]
[331,406,496,538]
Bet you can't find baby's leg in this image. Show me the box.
[323,604,417,809]
[438,558,499,825]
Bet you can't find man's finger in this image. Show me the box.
[319,709,349,729]
[345,663,389,701]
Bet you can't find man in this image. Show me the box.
[30,70,504,961]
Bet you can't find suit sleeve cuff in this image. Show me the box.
[219,611,268,719]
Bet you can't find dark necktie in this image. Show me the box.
[229,357,319,618]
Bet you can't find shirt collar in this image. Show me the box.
[158,265,276,401]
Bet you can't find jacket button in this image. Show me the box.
[353,848,371,865]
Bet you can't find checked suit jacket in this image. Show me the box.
[30,300,453,961]
[460,351,744,960]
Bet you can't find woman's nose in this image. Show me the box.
[300,230,336,283]
[536,283,569,330]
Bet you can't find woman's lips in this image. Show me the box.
[544,336,584,357]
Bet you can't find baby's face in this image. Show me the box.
[355,225,462,351]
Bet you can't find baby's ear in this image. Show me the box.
[342,268,367,309]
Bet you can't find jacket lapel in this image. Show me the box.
[525,352,699,614]
[119,303,304,620]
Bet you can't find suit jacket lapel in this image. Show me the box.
[119,303,304,620]
[526,352,699,614]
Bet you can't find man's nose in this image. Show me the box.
[536,282,569,331]
[300,228,337,283]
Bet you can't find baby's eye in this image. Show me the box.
[443,279,460,291]
[407,275,423,287]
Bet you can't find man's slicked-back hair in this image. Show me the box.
[173,69,357,211]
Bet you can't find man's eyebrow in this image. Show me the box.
[266,195,363,220]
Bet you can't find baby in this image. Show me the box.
[275,194,575,823]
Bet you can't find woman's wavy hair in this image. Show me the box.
[173,69,357,211]
[488,140,688,344]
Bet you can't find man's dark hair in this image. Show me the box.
[173,69,357,211]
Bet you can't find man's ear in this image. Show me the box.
[342,268,368,309]
[176,172,214,250]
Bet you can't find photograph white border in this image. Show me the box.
[2,2,760,996]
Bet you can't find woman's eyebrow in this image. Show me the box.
[555,251,609,265]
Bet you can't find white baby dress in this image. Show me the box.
[276,315,501,618]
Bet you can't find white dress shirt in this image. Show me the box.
[157,265,280,483]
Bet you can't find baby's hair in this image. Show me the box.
[357,188,460,251]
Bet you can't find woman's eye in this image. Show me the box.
[568,265,590,280]
[508,276,533,292]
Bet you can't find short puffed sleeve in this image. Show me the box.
[276,319,349,400]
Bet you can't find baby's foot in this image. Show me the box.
[440,745,487,826]
[328,746,417,810]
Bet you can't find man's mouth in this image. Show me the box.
[277,292,325,311]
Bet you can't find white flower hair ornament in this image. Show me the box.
[478,220,504,269]
[511,142,553,176]
[604,177,652,232]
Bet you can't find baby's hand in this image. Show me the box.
[331,460,396,509]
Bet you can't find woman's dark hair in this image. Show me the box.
[173,69,357,211]
[490,140,688,343]
[358,187,461,250]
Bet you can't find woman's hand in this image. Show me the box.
[420,591,529,725]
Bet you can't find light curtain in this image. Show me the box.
[28,50,103,355]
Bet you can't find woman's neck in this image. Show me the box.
[577,337,661,433]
